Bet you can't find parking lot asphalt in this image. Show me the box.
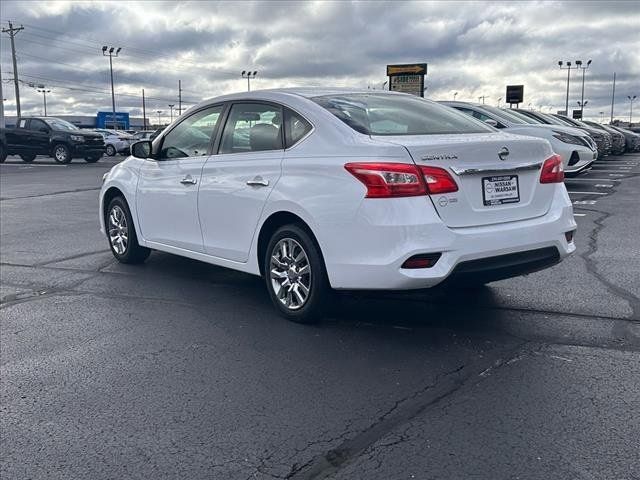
[1,154,639,479]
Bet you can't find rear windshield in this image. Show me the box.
[312,93,493,136]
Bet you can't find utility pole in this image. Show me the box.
[102,46,121,129]
[168,104,175,123]
[629,95,637,125]
[178,80,182,116]
[2,21,24,118]
[142,88,147,130]
[0,62,5,128]
[241,70,258,92]
[37,88,50,116]
[610,72,616,123]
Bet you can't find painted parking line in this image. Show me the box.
[565,178,621,182]
[567,191,608,195]
[573,213,587,217]
[573,200,597,205]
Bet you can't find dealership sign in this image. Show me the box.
[96,111,130,129]
[387,63,427,97]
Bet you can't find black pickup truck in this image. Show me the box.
[0,116,106,164]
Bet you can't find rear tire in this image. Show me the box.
[105,144,116,156]
[264,224,330,323]
[53,144,72,164]
[106,196,151,264]
[20,153,36,163]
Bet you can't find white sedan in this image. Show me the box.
[440,101,597,175]
[94,129,134,156]
[100,89,576,322]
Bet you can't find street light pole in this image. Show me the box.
[576,59,592,119]
[241,70,258,92]
[497,97,502,107]
[577,100,588,119]
[453,92,458,101]
[37,88,50,116]
[102,46,121,129]
[156,110,162,127]
[558,60,578,116]
[629,95,637,124]
[478,95,486,104]
[168,104,175,123]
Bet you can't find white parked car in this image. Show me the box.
[94,129,134,156]
[440,101,597,175]
[100,89,576,322]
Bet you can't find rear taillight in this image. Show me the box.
[344,163,425,198]
[344,163,458,198]
[539,154,564,184]
[419,166,459,194]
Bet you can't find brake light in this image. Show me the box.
[419,166,459,194]
[344,163,426,198]
[344,163,458,198]
[539,154,564,184]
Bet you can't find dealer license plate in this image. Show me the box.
[482,175,520,206]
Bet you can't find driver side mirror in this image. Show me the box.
[131,140,152,158]
[39,127,50,133]
[484,119,499,127]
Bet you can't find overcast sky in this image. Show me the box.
[1,0,638,123]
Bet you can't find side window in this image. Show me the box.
[159,105,223,159]
[219,103,283,154]
[284,108,313,148]
[29,119,48,131]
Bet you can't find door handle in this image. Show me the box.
[180,175,197,185]
[246,177,269,187]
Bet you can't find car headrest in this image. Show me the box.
[250,123,280,151]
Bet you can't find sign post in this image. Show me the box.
[386,63,427,97]
[506,85,524,108]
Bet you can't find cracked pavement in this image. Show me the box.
[1,154,639,479]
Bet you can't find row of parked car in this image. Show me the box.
[0,103,638,166]
[0,117,164,163]
[440,101,640,176]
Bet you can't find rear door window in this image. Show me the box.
[219,103,283,154]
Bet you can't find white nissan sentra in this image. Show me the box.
[99,89,576,322]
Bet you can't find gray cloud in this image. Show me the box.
[0,0,638,121]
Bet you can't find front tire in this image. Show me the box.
[0,144,7,162]
[105,144,116,156]
[264,224,329,323]
[20,153,36,163]
[106,197,150,264]
[53,144,72,164]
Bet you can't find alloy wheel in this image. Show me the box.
[108,205,128,255]
[54,146,68,162]
[270,238,311,310]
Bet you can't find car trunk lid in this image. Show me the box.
[374,133,556,228]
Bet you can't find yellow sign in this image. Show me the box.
[386,64,427,76]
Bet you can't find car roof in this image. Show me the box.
[195,87,409,110]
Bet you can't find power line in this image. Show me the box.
[8,21,240,78]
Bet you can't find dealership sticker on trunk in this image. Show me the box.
[482,175,520,206]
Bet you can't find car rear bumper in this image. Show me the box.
[321,186,576,290]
